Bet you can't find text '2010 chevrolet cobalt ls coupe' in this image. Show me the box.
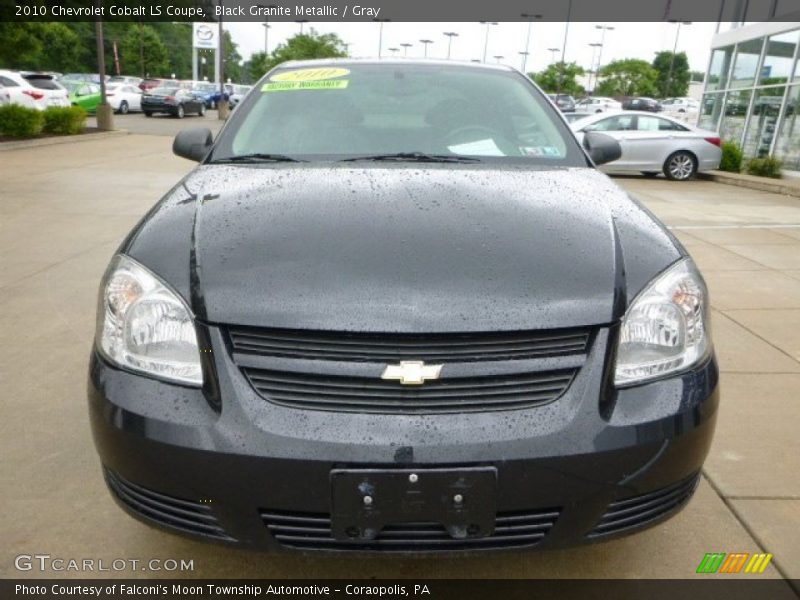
[89,60,718,552]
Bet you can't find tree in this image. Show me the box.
[222,30,243,83]
[596,59,659,97]
[120,25,169,78]
[37,23,85,73]
[0,23,44,69]
[249,30,348,80]
[530,62,585,96]
[652,51,690,97]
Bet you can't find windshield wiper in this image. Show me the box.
[339,152,481,164]
[209,153,306,164]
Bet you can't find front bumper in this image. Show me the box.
[88,326,719,553]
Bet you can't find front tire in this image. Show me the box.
[175,104,185,119]
[144,111,153,118]
[199,104,206,117]
[118,101,129,115]
[663,151,697,181]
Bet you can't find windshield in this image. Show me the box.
[194,83,216,92]
[212,63,585,165]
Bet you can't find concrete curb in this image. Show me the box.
[0,129,129,151]
[698,170,800,199]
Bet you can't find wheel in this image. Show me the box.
[641,171,659,178]
[211,100,217,109]
[595,109,602,113]
[175,104,185,119]
[663,151,697,181]
[118,101,128,115]
[199,104,206,117]
[144,111,153,118]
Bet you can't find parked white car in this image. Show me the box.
[106,84,142,114]
[570,111,722,180]
[659,97,700,113]
[575,96,622,113]
[229,84,253,108]
[0,70,70,110]
[108,75,143,87]
[0,82,10,106]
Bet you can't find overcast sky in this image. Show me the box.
[225,21,719,73]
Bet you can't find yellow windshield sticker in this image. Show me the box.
[270,67,350,82]
[262,80,349,92]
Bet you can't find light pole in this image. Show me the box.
[518,51,530,72]
[262,23,271,55]
[588,42,602,92]
[375,18,390,58]
[666,21,691,97]
[296,19,308,34]
[388,47,399,56]
[493,55,504,64]
[400,43,412,57]
[419,39,433,58]
[561,0,573,65]
[548,47,559,63]
[480,21,498,63]
[520,13,541,73]
[443,31,458,59]
[592,24,614,91]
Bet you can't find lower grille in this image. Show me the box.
[105,470,233,541]
[588,473,700,538]
[260,508,560,551]
[243,368,576,414]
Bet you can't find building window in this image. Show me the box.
[744,88,785,158]
[731,38,765,88]
[699,92,725,130]
[773,85,800,171]
[759,30,799,86]
[720,89,752,144]
[706,46,734,91]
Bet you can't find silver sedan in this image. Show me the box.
[570,111,722,180]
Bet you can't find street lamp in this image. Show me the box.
[547,47,560,63]
[295,19,308,34]
[520,12,542,73]
[518,51,530,72]
[419,39,433,58]
[375,18,390,58]
[480,21,498,63]
[443,31,459,59]
[388,47,399,56]
[588,42,602,92]
[261,23,271,55]
[592,24,614,91]
[666,21,692,97]
[493,55,505,64]
[400,42,412,57]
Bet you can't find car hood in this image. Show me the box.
[124,165,681,333]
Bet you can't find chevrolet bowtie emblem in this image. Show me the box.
[381,361,443,385]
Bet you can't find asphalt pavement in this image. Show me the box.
[1,125,799,584]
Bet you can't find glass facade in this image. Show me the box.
[702,26,800,171]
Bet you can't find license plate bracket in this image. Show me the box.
[330,467,497,541]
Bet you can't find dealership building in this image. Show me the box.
[701,20,800,172]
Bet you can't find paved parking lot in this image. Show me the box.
[1,128,799,584]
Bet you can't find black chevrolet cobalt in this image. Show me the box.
[89,60,718,552]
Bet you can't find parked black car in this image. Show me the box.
[547,93,576,112]
[90,60,717,553]
[622,97,662,112]
[141,87,206,118]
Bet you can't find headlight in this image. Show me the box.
[614,258,711,387]
[96,254,202,386]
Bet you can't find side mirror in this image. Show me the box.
[583,131,622,166]
[173,127,213,162]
